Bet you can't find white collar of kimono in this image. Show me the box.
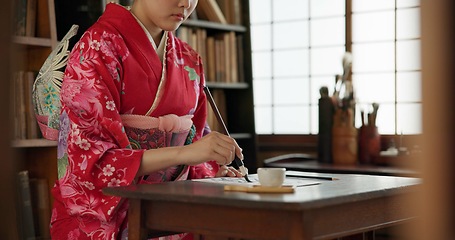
[130,12,167,62]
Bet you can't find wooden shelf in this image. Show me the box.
[206,82,249,89]
[183,20,246,32]
[13,36,54,47]
[230,133,252,139]
[12,139,58,148]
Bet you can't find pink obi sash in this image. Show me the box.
[121,114,194,182]
[120,114,193,133]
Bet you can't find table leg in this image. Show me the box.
[290,212,311,240]
[128,199,147,240]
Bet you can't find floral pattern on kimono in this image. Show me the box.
[50,3,219,240]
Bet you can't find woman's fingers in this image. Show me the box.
[206,133,236,165]
[227,167,243,177]
[216,165,229,177]
[212,132,244,161]
[211,151,232,166]
[181,131,243,166]
[216,165,243,177]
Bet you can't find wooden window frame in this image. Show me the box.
[257,0,422,158]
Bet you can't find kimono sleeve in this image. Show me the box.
[56,29,143,223]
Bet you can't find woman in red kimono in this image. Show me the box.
[50,0,244,239]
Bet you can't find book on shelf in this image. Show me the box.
[14,0,27,36]
[196,0,227,24]
[205,36,216,82]
[220,32,239,83]
[222,33,230,83]
[215,0,242,25]
[196,28,207,70]
[13,71,27,139]
[177,28,240,84]
[25,0,37,36]
[229,31,238,83]
[214,36,224,83]
[189,0,242,25]
[17,171,51,240]
[24,71,40,139]
[29,178,51,239]
[11,71,18,139]
[212,32,240,83]
[13,0,37,36]
[206,89,227,133]
[13,71,40,140]
[232,0,242,25]
[236,35,245,83]
[17,171,36,240]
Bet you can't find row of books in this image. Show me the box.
[178,27,244,84]
[182,0,243,133]
[14,0,37,36]
[13,71,40,140]
[17,171,51,240]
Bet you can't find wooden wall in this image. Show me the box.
[415,1,455,239]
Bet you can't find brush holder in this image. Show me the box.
[358,126,380,164]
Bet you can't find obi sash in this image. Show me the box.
[121,114,195,183]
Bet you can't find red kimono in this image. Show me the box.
[50,3,218,240]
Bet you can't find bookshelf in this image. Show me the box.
[13,0,57,143]
[12,0,57,238]
[178,0,258,171]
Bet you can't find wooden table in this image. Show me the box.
[103,173,420,240]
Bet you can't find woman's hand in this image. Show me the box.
[215,165,243,178]
[138,131,244,177]
[178,131,244,166]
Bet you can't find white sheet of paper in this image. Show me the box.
[192,174,320,188]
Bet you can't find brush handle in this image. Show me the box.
[203,86,246,171]
[203,86,229,135]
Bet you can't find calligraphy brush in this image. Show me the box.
[203,86,252,182]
